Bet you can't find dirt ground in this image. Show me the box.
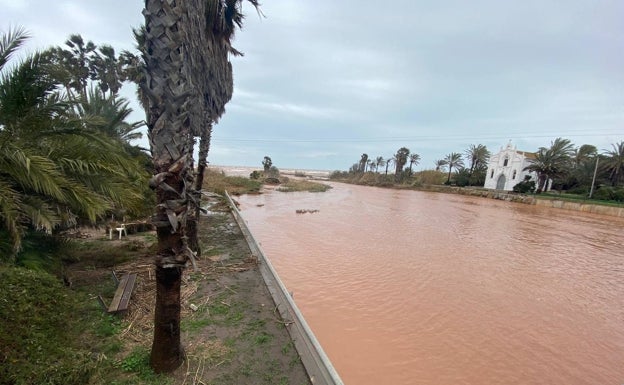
[66,196,311,385]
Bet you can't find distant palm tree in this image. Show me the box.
[385,157,395,175]
[574,144,597,167]
[369,159,378,172]
[603,141,624,186]
[48,34,98,100]
[444,152,464,183]
[523,137,575,192]
[434,159,447,172]
[92,44,124,99]
[408,153,421,175]
[375,156,385,173]
[358,153,369,173]
[465,144,490,176]
[394,147,410,175]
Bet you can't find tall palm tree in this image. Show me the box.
[465,144,490,176]
[603,141,624,186]
[143,0,194,372]
[143,0,259,373]
[444,152,464,183]
[408,153,421,175]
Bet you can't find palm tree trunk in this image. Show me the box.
[151,265,184,371]
[144,0,191,373]
[447,166,453,183]
[188,123,212,258]
[195,123,212,192]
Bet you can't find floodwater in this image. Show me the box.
[236,182,624,385]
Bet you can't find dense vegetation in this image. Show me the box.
[0,28,151,258]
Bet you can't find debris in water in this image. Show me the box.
[295,209,319,214]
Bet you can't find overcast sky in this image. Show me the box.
[3,0,623,171]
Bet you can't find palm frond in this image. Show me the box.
[0,27,30,71]
[0,146,67,201]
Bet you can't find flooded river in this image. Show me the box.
[236,182,624,384]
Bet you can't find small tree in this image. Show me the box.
[262,156,272,172]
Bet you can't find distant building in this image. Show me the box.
[484,142,538,191]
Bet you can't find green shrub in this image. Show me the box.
[513,177,536,194]
[593,186,624,202]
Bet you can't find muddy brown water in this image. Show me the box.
[236,182,624,385]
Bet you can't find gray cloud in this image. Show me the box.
[4,0,622,170]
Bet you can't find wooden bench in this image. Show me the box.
[98,271,137,315]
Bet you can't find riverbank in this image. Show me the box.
[331,176,624,218]
[414,184,624,218]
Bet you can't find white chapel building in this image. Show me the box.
[484,142,538,191]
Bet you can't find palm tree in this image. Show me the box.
[143,0,259,373]
[143,0,194,372]
[465,144,490,176]
[48,34,98,100]
[523,149,551,192]
[574,144,597,168]
[358,153,369,172]
[370,159,378,172]
[394,147,410,175]
[603,141,624,186]
[77,88,144,144]
[444,152,464,183]
[434,159,447,172]
[524,137,575,192]
[92,44,124,99]
[408,153,421,175]
[375,156,385,173]
[385,157,395,175]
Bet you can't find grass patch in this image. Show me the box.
[254,332,273,345]
[182,318,213,332]
[277,179,331,193]
[536,192,624,207]
[0,266,95,385]
[114,347,172,385]
[203,169,262,195]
